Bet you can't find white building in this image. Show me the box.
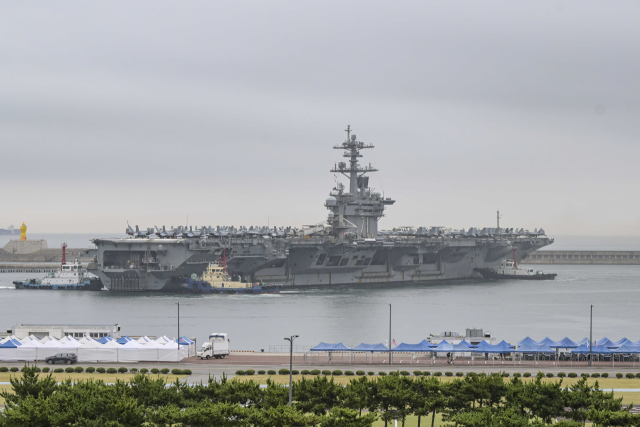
[10,324,121,339]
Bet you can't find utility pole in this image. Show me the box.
[284,335,299,406]
[388,304,392,366]
[590,305,593,367]
[176,302,180,363]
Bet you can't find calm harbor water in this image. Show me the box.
[1,264,639,351]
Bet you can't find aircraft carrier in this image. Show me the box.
[88,127,553,291]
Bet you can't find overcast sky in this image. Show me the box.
[1,1,639,235]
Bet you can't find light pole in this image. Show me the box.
[284,335,299,406]
[590,304,593,367]
[388,304,392,366]
[176,302,180,363]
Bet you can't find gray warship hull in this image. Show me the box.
[88,126,553,291]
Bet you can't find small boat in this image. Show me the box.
[13,243,103,290]
[475,258,557,281]
[177,250,281,294]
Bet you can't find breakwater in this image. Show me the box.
[523,251,640,265]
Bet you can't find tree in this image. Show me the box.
[342,376,375,417]
[411,376,445,427]
[519,374,566,424]
[259,378,289,409]
[374,374,416,427]
[0,364,57,407]
[293,375,343,416]
[320,407,377,427]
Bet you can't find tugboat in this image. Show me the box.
[13,243,103,290]
[475,248,557,281]
[178,250,280,294]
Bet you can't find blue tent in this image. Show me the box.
[614,338,632,347]
[572,343,613,354]
[538,337,560,347]
[613,344,640,354]
[178,336,194,345]
[514,342,555,353]
[596,337,618,348]
[352,343,389,352]
[459,340,477,348]
[518,337,538,347]
[575,337,589,346]
[552,337,580,349]
[472,341,513,354]
[393,340,434,352]
[97,336,114,344]
[116,336,132,344]
[431,340,454,353]
[0,339,22,348]
[310,342,351,351]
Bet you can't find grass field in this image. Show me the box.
[0,372,185,384]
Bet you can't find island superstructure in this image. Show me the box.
[88,127,553,291]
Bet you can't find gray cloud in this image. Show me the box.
[1,1,639,235]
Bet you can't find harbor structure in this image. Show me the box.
[88,127,553,291]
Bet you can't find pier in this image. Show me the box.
[523,251,640,265]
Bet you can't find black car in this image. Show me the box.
[45,353,78,365]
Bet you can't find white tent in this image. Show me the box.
[37,339,67,359]
[77,337,94,344]
[137,339,162,361]
[136,336,153,344]
[158,341,188,362]
[39,336,55,343]
[156,336,171,344]
[77,339,117,363]
[117,340,142,363]
[15,339,43,361]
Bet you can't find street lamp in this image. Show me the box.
[176,302,181,363]
[590,304,593,367]
[284,335,299,406]
[388,304,392,366]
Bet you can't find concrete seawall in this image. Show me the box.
[523,251,640,265]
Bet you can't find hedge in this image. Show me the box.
[278,369,290,375]
[356,370,365,376]
[139,368,148,374]
[523,372,531,377]
[42,367,50,373]
[456,372,464,377]
[379,372,387,376]
[423,371,431,376]
[65,367,74,373]
[268,370,277,375]
[130,368,138,374]
[258,370,266,375]
[626,373,635,379]
[171,369,183,375]
[568,373,577,378]
[591,373,600,378]
[182,369,192,375]
[245,370,255,375]
[617,373,623,379]
[107,368,118,374]
[118,367,128,374]
[235,370,245,376]
[86,367,95,373]
[10,367,19,372]
[581,373,589,378]
[546,373,554,378]
[322,370,331,376]
[75,367,84,373]
[367,371,375,376]
[97,368,106,374]
[501,373,510,377]
[292,370,299,375]
[433,372,442,377]
[310,370,320,375]
[301,370,310,375]
[513,373,521,378]
[332,370,342,376]
[0,367,7,372]
[160,369,169,374]
[400,371,410,376]
[344,371,354,376]
[150,368,159,374]
[557,372,566,378]
[413,371,422,376]
[601,373,609,378]
[54,368,64,373]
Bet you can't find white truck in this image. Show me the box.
[196,333,230,359]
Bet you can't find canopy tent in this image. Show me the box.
[0,339,22,348]
[514,342,555,353]
[614,338,632,347]
[78,337,94,344]
[352,343,389,352]
[431,340,472,353]
[178,336,194,345]
[393,340,434,352]
[596,338,618,348]
[310,342,351,351]
[552,337,580,349]
[158,341,189,362]
[14,340,43,361]
[575,338,590,346]
[77,339,117,363]
[137,340,163,361]
[97,336,114,344]
[537,337,560,347]
[572,343,613,354]
[117,340,142,363]
[116,336,133,344]
[458,340,477,348]
[156,336,172,344]
[518,337,538,347]
[0,339,23,361]
[472,341,513,354]
[137,336,153,344]
[612,344,640,354]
